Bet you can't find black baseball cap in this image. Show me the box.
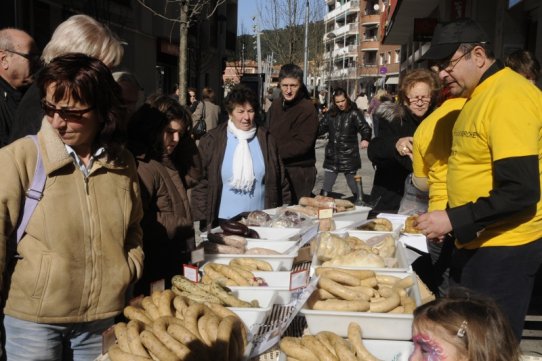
[421,18,489,60]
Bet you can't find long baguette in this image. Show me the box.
[299,196,335,209]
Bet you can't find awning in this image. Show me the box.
[386,76,399,85]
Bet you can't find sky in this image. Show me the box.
[237,0,260,35]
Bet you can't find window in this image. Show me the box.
[365,52,377,66]
[387,52,392,64]
[379,53,385,65]
[395,50,400,63]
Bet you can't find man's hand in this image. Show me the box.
[416,210,452,240]
[359,140,369,149]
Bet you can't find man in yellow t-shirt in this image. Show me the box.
[415,18,542,340]
[412,96,466,296]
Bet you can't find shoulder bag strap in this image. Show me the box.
[15,135,46,244]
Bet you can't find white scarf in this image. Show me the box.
[227,119,257,192]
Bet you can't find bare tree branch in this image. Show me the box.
[135,0,227,105]
[256,0,323,65]
[136,0,227,25]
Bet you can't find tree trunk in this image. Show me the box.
[179,0,189,106]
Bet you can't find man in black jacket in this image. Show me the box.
[266,64,319,203]
[0,28,38,147]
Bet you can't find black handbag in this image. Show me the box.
[192,102,206,140]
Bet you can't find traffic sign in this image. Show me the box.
[379,66,388,74]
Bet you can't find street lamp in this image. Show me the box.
[326,32,336,105]
[303,0,309,85]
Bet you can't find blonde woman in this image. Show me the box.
[10,14,124,142]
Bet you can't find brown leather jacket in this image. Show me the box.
[134,156,195,293]
[191,122,291,228]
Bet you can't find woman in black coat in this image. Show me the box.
[367,69,441,216]
[318,88,372,203]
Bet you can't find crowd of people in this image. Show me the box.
[0,13,540,361]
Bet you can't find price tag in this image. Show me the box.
[318,208,333,219]
[150,279,165,294]
[183,264,199,282]
[191,247,205,264]
[299,223,319,248]
[102,325,116,355]
[289,269,309,290]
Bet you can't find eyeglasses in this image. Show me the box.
[3,49,40,62]
[41,100,94,121]
[407,96,431,104]
[434,50,472,73]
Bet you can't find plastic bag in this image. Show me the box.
[398,173,428,215]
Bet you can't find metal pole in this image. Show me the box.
[327,51,333,105]
[253,17,262,74]
[241,42,246,74]
[257,31,262,74]
[303,0,309,85]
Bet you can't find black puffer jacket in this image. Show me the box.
[319,106,372,173]
[367,102,431,213]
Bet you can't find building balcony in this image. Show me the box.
[329,67,357,80]
[360,41,379,50]
[343,44,358,56]
[360,14,380,26]
[358,64,380,76]
[324,0,360,21]
[324,45,358,60]
[361,35,378,42]
[325,22,359,39]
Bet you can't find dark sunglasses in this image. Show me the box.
[3,49,41,62]
[41,100,94,120]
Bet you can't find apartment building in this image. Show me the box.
[323,0,360,99]
[323,0,401,100]
[358,0,401,96]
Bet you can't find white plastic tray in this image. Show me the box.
[265,205,371,222]
[343,223,403,239]
[204,250,298,271]
[376,213,409,231]
[332,205,371,223]
[202,226,301,242]
[301,272,421,340]
[245,239,300,254]
[230,271,296,305]
[227,288,277,329]
[278,340,413,361]
[311,239,411,273]
[247,226,302,241]
[332,218,367,231]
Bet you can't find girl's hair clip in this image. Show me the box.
[457,320,468,338]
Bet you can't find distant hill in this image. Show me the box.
[236,20,324,66]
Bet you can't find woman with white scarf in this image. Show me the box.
[191,85,291,229]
